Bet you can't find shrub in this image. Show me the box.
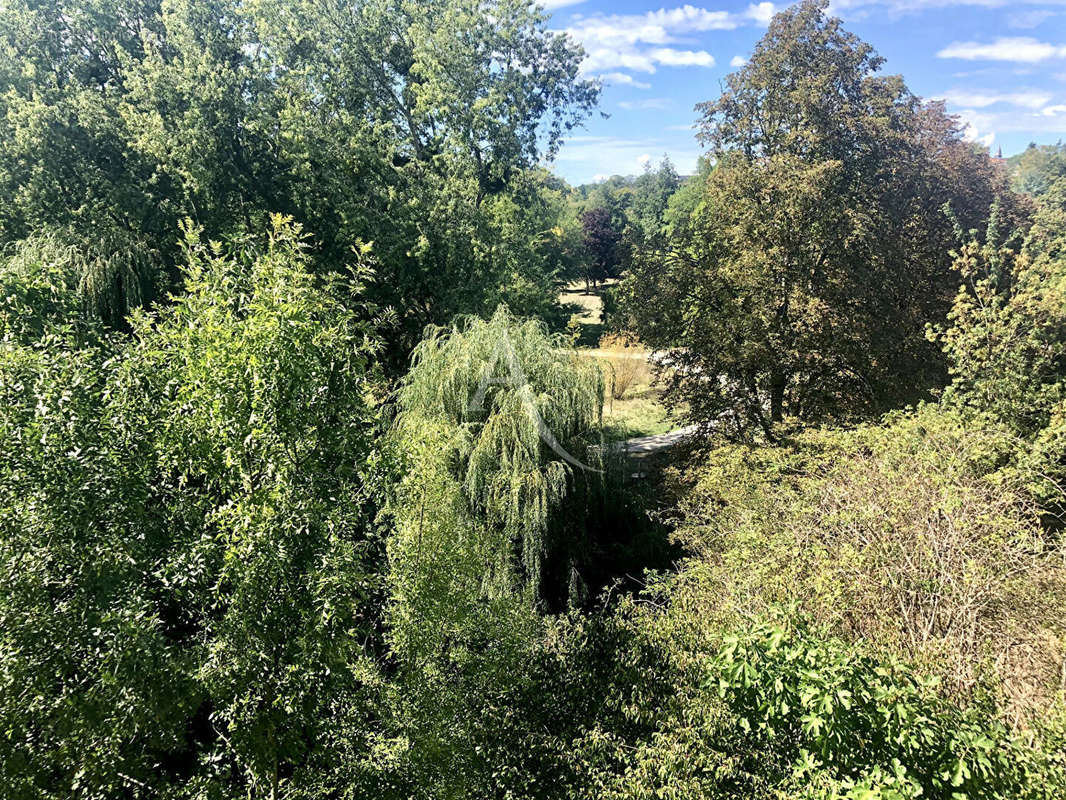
[668,405,1066,721]
[0,217,391,798]
[599,332,650,400]
[570,601,1066,800]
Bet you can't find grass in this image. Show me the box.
[601,381,677,442]
[558,279,616,347]
[558,283,680,441]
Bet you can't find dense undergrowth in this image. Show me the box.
[2,0,1066,797]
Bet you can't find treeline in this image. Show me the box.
[2,0,1066,798]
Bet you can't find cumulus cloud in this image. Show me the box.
[959,117,996,148]
[941,89,1052,109]
[595,72,653,89]
[745,2,777,25]
[730,55,748,67]
[937,37,1066,63]
[560,4,773,74]
[1042,104,1066,117]
[649,47,716,66]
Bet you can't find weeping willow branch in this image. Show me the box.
[391,306,605,605]
[0,226,161,335]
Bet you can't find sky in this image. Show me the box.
[544,0,1066,184]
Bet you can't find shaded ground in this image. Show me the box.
[611,425,698,459]
[558,279,616,346]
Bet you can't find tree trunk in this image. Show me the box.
[769,368,786,423]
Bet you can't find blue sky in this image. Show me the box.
[544,0,1066,184]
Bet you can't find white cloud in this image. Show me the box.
[619,97,673,110]
[540,0,587,8]
[649,47,715,67]
[941,89,1052,109]
[596,72,652,89]
[937,37,1066,63]
[1008,10,1060,30]
[1042,104,1066,117]
[958,114,996,148]
[637,153,652,166]
[949,105,1066,147]
[560,4,771,74]
[730,55,748,67]
[745,2,777,25]
[829,0,1066,17]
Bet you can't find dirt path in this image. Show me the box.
[611,425,698,459]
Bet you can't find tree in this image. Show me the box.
[580,207,622,292]
[0,219,391,798]
[934,184,1066,511]
[0,0,599,351]
[1009,142,1066,197]
[620,0,1022,438]
[629,157,682,242]
[384,308,609,796]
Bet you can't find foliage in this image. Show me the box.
[4,0,1066,797]
[1008,143,1066,198]
[705,615,1063,800]
[667,404,1066,720]
[391,306,605,617]
[933,181,1066,509]
[569,596,1066,800]
[598,332,650,400]
[580,207,623,290]
[385,307,617,796]
[0,0,598,349]
[0,218,391,798]
[619,0,1023,438]
[628,157,682,243]
[0,234,87,342]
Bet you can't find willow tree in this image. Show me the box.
[384,307,605,796]
[390,307,604,631]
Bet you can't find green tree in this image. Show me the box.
[620,0,1021,437]
[1009,142,1066,197]
[0,0,599,348]
[0,218,391,798]
[384,308,609,796]
[629,156,681,242]
[934,184,1066,510]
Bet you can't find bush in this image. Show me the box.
[0,217,391,798]
[598,332,650,400]
[668,405,1066,721]
[569,600,1066,800]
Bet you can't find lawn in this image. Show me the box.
[558,279,616,346]
[601,381,678,441]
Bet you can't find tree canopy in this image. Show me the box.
[619,0,1022,437]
